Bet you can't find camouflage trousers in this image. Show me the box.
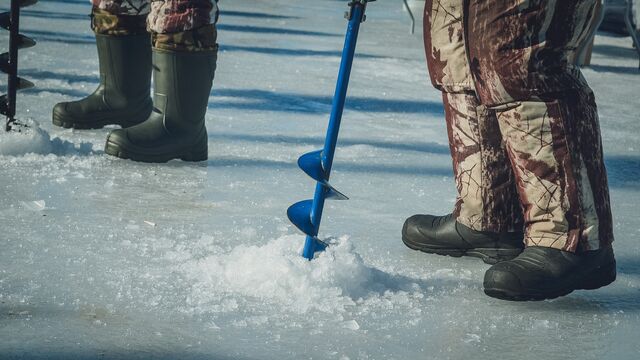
[91,0,218,51]
[424,0,613,252]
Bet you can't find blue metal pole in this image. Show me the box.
[301,3,366,259]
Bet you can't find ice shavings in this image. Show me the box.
[21,200,46,211]
[0,120,54,156]
[0,119,93,157]
[175,235,423,315]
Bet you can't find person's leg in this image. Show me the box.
[52,1,152,129]
[464,0,615,300]
[442,92,524,233]
[402,0,524,264]
[105,0,219,162]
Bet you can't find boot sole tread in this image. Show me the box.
[483,261,617,301]
[402,235,522,265]
[105,139,208,163]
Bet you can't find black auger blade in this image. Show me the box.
[0,12,9,30]
[0,95,8,115]
[1,0,38,131]
[0,52,8,73]
[20,0,39,7]
[16,77,34,90]
[16,33,36,48]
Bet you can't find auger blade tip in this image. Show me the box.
[287,200,316,236]
[298,149,326,182]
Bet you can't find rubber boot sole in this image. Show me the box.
[402,233,522,265]
[483,260,617,301]
[104,139,208,163]
[52,102,152,130]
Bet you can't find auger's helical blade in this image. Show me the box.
[298,150,326,183]
[17,77,34,90]
[0,53,9,73]
[17,34,36,49]
[325,185,348,200]
[0,12,9,30]
[20,0,39,7]
[0,95,9,115]
[287,199,331,259]
[287,200,316,236]
[298,150,349,200]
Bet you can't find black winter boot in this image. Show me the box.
[52,33,152,129]
[402,213,524,264]
[104,48,216,163]
[483,246,617,301]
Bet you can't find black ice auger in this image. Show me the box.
[1,0,37,132]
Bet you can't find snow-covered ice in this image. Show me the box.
[1,0,639,359]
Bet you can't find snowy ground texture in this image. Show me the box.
[1,0,640,359]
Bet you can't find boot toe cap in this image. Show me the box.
[483,265,526,299]
[105,129,132,158]
[106,129,129,144]
[402,215,436,243]
[52,102,68,114]
[484,264,523,289]
[52,102,72,125]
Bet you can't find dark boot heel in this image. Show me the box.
[181,146,208,162]
[579,261,617,290]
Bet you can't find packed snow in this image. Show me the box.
[1,0,639,359]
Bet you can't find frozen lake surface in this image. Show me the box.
[1,0,639,359]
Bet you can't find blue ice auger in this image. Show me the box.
[287,0,374,260]
[1,0,37,131]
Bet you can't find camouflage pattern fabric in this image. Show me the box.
[91,8,148,35]
[423,0,472,93]
[152,24,217,52]
[496,89,612,252]
[147,0,217,34]
[424,0,613,252]
[91,0,218,51]
[443,91,523,233]
[92,0,151,16]
[465,0,597,107]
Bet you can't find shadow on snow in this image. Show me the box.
[220,44,385,59]
[209,88,444,115]
[208,133,451,155]
[207,156,453,178]
[220,10,298,20]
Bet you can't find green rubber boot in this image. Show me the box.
[52,33,153,129]
[104,48,216,163]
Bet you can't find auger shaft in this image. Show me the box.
[322,3,365,178]
[287,1,371,260]
[302,2,367,259]
[5,0,21,129]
